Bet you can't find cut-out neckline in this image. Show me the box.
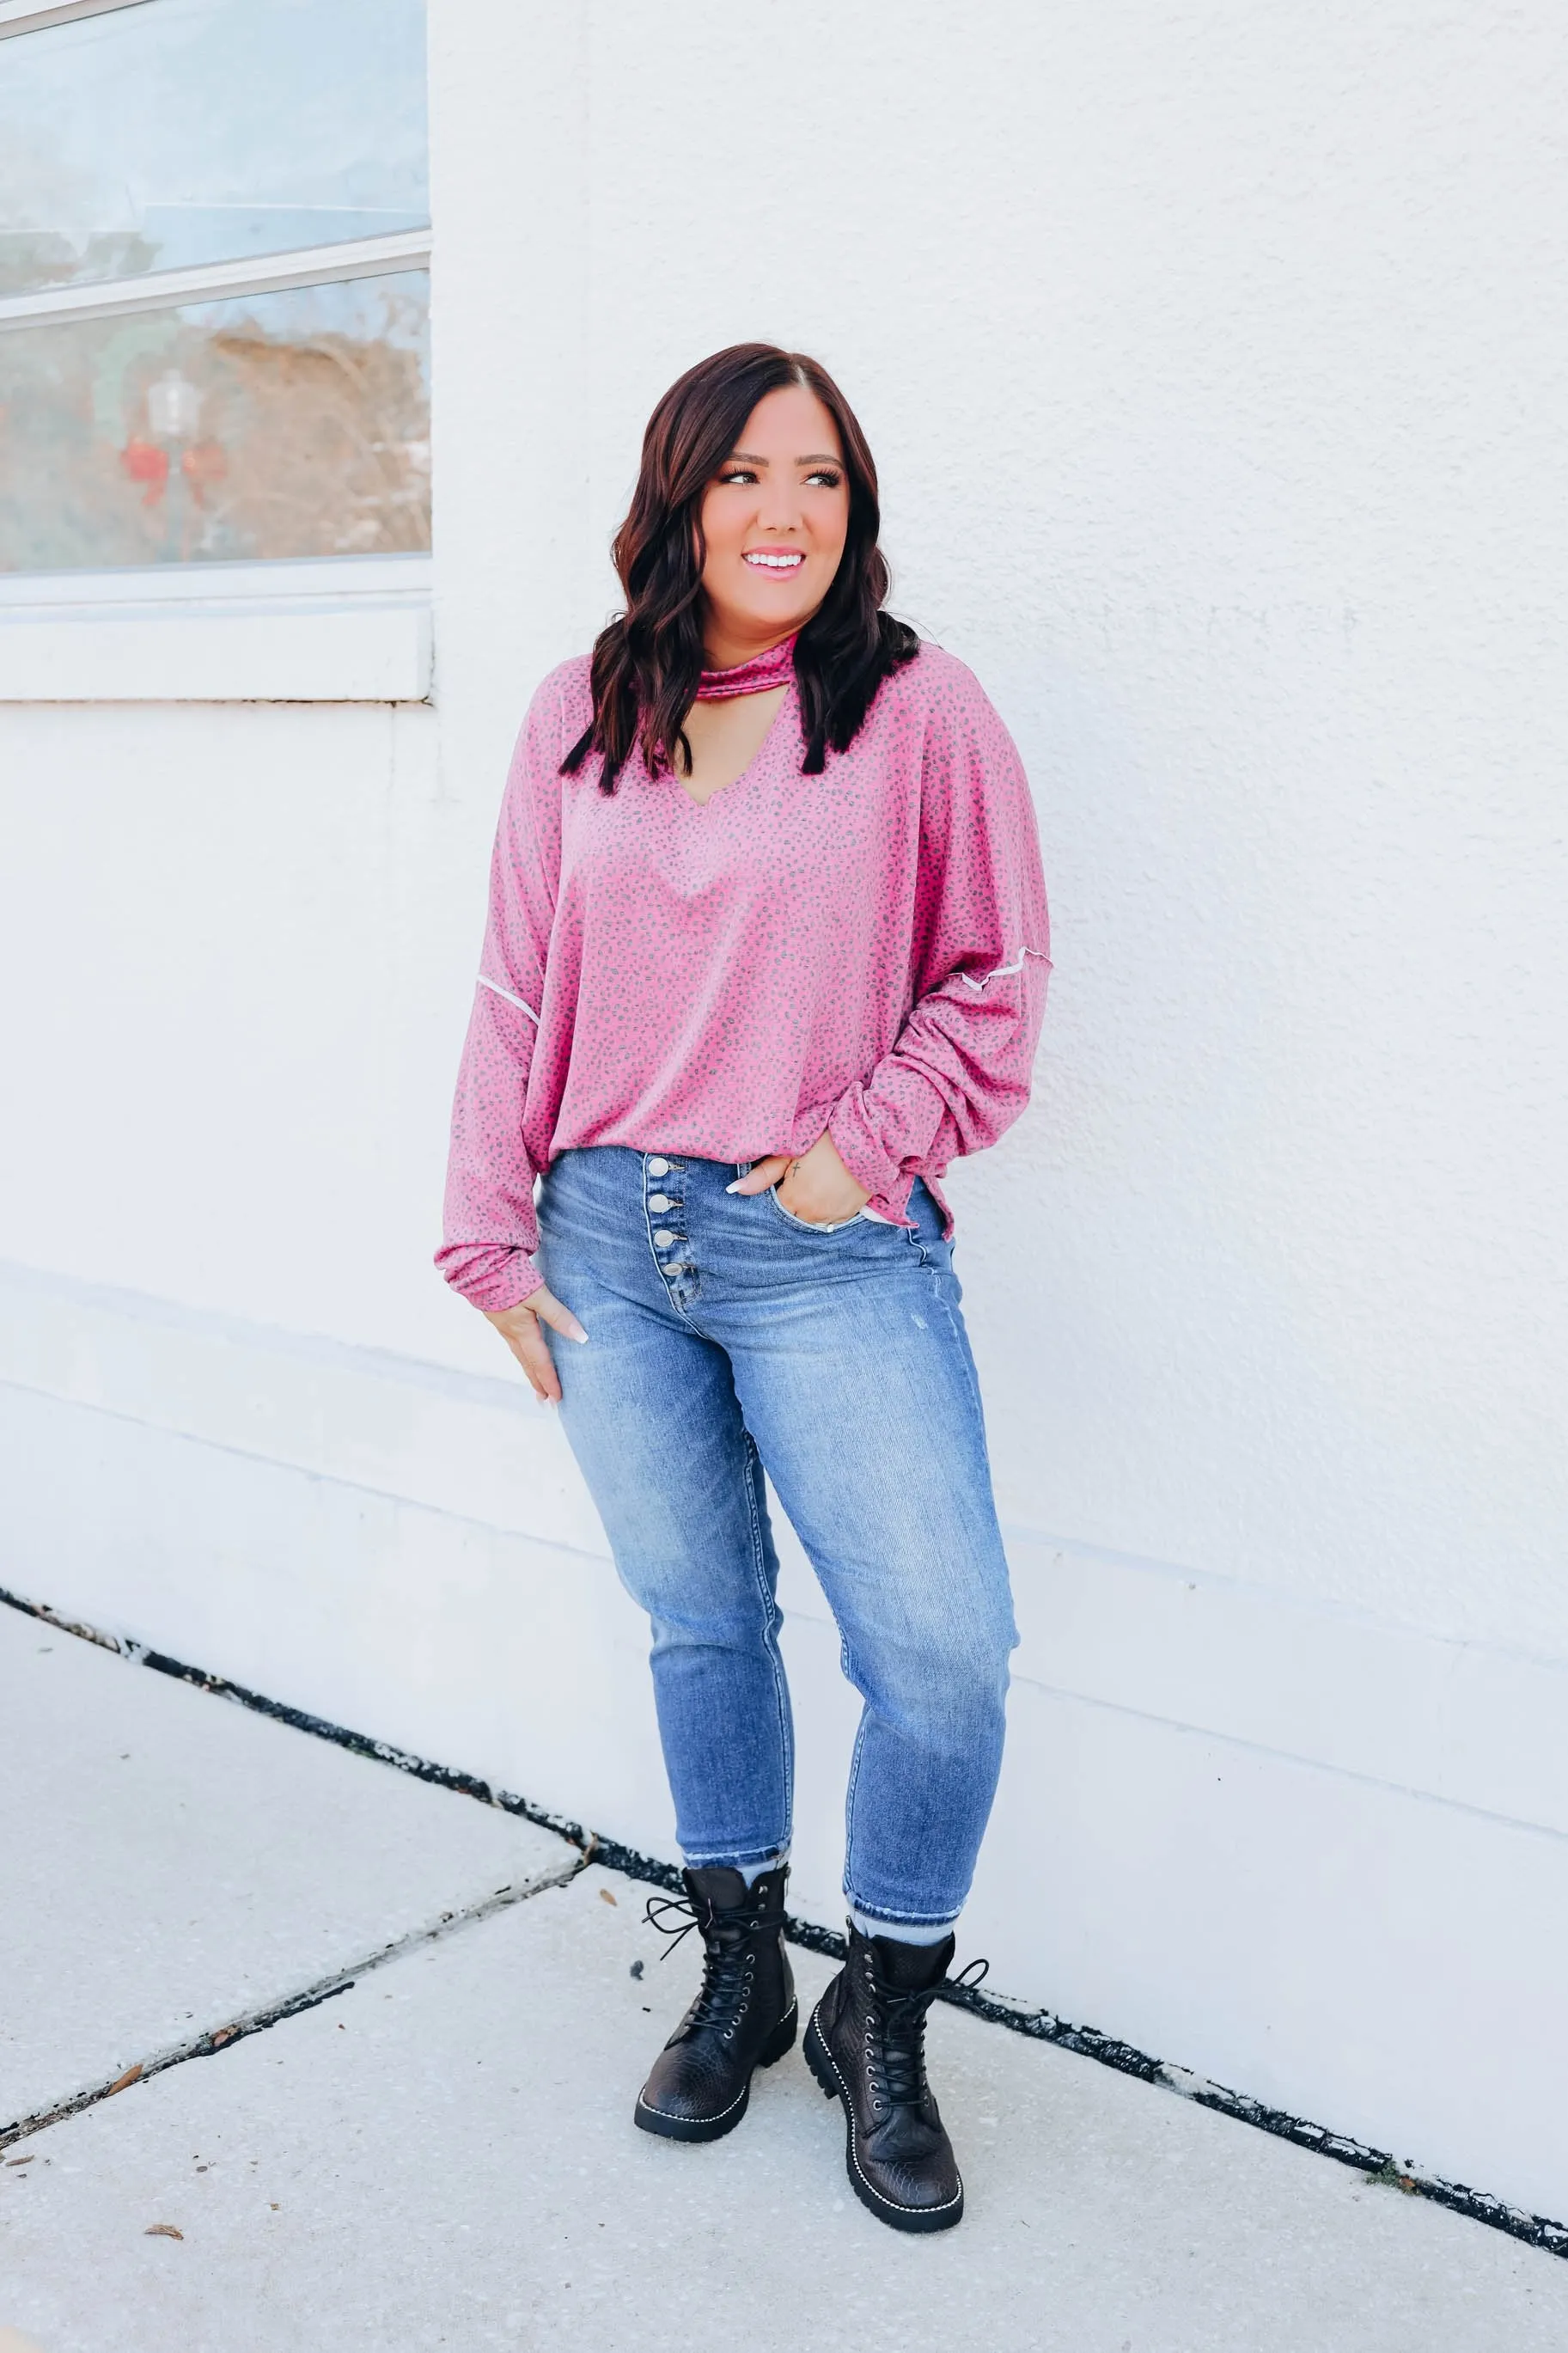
[676,681,791,808]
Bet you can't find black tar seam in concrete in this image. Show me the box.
[3,1578,1564,2261]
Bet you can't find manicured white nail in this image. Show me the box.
[725,1180,743,1193]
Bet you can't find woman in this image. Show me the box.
[438,344,1048,2234]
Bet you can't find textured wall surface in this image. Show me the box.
[2,0,1565,2215]
[431,0,1568,1650]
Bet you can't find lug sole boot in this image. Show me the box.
[635,1863,796,2143]
[804,1922,967,2232]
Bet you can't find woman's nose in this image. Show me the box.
[755,482,802,533]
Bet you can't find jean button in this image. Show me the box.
[647,1158,669,1177]
[648,1194,671,1212]
[652,1229,676,1249]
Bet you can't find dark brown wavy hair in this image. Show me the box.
[562,343,918,792]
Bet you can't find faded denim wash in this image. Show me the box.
[535,1146,1018,1931]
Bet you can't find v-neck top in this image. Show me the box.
[438,643,1051,1310]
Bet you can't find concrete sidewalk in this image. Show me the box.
[3,1606,1565,2352]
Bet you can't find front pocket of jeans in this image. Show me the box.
[765,1185,868,1236]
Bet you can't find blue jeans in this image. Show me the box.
[535,1147,1017,1931]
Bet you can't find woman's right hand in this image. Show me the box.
[484,1285,588,1404]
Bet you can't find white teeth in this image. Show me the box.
[745,551,802,569]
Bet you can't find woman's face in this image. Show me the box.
[697,383,851,657]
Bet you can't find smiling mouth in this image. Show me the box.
[743,550,805,571]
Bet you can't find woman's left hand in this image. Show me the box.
[729,1131,872,1225]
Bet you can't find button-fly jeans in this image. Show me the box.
[535,1146,1017,1932]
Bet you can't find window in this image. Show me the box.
[0,0,431,696]
[1,273,430,569]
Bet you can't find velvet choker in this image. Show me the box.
[694,633,798,700]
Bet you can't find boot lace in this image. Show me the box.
[865,1954,989,2110]
[644,1892,766,2039]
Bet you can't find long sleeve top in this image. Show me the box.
[437,643,1050,1311]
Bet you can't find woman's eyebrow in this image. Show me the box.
[724,449,844,467]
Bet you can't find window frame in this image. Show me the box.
[0,0,434,700]
[0,2,156,36]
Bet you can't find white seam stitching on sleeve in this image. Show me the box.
[477,975,541,1024]
[957,945,1049,993]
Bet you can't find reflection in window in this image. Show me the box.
[0,0,428,298]
[0,272,430,570]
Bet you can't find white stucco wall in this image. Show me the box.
[3,1,1565,2218]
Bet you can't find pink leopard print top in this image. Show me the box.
[437,644,1050,1310]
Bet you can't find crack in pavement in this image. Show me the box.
[0,1849,584,2154]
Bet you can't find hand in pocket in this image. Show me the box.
[728,1131,871,1225]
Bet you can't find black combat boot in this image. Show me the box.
[634,1864,796,2142]
[804,1922,979,2232]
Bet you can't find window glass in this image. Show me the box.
[0,272,430,570]
[0,0,428,297]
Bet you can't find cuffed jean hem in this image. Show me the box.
[682,1843,790,1871]
[847,1897,961,1935]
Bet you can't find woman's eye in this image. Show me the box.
[718,468,758,486]
[804,469,842,488]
